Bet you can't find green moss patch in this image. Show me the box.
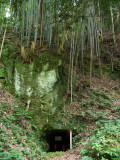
[33,52,62,72]
[46,151,65,158]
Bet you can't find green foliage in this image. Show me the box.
[0,101,46,160]
[104,61,120,80]
[80,120,120,159]
[0,68,5,78]
[78,89,114,111]
[1,43,15,59]
[88,89,114,109]
[46,151,65,158]
[0,150,24,160]
[82,156,93,160]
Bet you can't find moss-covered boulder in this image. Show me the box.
[14,53,62,104]
[2,51,65,136]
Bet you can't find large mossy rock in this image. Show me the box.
[2,52,65,134]
[14,53,62,101]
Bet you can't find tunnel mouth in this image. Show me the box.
[46,129,70,152]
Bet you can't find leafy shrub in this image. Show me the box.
[0,101,45,160]
[0,150,24,160]
[80,120,120,160]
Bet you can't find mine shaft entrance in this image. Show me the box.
[46,130,70,152]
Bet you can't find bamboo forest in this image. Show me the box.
[0,0,120,159]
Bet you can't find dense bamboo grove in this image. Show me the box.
[0,3,6,33]
[0,0,120,101]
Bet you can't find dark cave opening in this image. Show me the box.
[46,130,70,152]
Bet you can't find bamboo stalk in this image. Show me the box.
[0,24,7,58]
[40,0,43,47]
[70,24,76,103]
[34,0,41,46]
[27,0,34,47]
[110,5,116,46]
[67,35,72,95]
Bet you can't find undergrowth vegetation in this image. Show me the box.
[0,42,120,160]
[0,101,46,160]
[81,120,120,160]
[0,0,120,159]
[78,89,120,160]
[0,73,120,160]
[58,86,120,160]
[46,152,65,158]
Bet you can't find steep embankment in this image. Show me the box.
[0,32,120,160]
[51,73,120,160]
[0,83,47,160]
[49,33,120,160]
[1,72,119,160]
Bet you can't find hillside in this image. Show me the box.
[0,32,120,160]
[0,70,120,159]
[52,73,120,160]
[0,0,120,159]
[0,82,47,159]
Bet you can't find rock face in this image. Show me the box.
[14,59,60,113]
[3,52,64,132]
[14,61,58,102]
